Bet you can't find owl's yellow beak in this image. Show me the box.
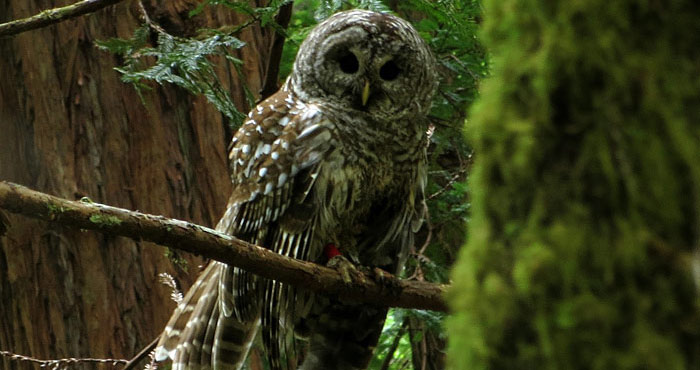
[361,80,371,106]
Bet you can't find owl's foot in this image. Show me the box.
[327,255,366,285]
[325,244,366,285]
[368,267,402,295]
[369,267,390,284]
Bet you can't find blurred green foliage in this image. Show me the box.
[96,1,487,368]
[447,0,700,369]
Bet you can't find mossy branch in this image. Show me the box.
[0,0,127,38]
[0,181,448,312]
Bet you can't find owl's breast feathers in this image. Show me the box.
[224,86,425,264]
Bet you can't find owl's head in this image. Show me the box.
[288,10,438,121]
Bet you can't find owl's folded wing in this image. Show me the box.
[221,89,333,237]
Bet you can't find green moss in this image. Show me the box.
[79,196,94,204]
[448,0,700,369]
[46,203,65,215]
[164,248,189,272]
[89,214,122,227]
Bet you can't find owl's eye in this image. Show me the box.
[379,60,400,81]
[337,52,359,74]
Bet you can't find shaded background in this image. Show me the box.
[0,1,275,367]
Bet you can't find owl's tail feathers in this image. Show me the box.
[298,303,388,370]
[155,262,260,370]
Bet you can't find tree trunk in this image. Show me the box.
[448,0,700,369]
[0,1,273,368]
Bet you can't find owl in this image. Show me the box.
[155,9,437,370]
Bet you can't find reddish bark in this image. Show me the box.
[0,1,273,367]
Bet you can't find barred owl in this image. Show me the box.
[155,9,437,370]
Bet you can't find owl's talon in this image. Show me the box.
[371,267,389,283]
[369,267,402,295]
[327,255,365,285]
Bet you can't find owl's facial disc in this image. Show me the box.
[312,25,410,113]
[291,10,438,121]
[311,26,371,105]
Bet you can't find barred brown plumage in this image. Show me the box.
[155,9,437,370]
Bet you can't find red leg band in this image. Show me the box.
[324,243,341,259]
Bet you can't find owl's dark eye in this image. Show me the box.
[337,52,359,74]
[379,60,400,81]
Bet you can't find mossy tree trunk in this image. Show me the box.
[0,1,274,368]
[448,1,700,369]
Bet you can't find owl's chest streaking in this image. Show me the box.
[309,111,425,265]
[225,88,424,266]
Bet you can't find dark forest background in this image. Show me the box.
[1,0,698,370]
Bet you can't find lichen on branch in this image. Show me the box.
[0,0,128,37]
[0,180,448,312]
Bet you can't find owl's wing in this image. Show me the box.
[156,89,331,370]
[221,89,331,237]
[219,89,334,370]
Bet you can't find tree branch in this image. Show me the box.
[0,181,448,312]
[0,0,128,38]
[260,1,294,99]
[122,336,159,370]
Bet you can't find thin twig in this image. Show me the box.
[418,206,433,256]
[0,0,128,38]
[427,168,467,201]
[449,53,480,81]
[137,0,167,35]
[398,358,411,370]
[0,181,449,312]
[1,335,159,370]
[419,325,428,370]
[121,336,160,370]
[407,207,432,281]
[0,350,127,368]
